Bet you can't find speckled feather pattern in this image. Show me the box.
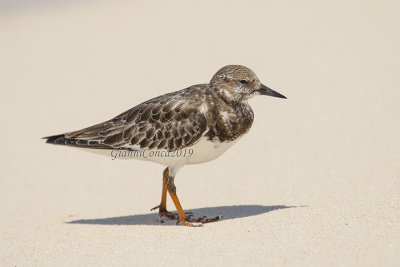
[45,83,254,151]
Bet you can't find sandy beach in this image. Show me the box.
[1,1,399,266]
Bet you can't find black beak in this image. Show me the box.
[257,84,287,99]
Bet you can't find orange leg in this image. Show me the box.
[151,168,178,219]
[164,169,220,227]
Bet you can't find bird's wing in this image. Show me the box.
[44,93,208,151]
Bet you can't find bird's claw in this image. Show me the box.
[178,215,221,227]
[150,205,160,211]
[158,210,179,220]
[152,205,220,226]
[152,205,194,220]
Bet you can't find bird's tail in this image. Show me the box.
[43,134,110,149]
[43,134,67,145]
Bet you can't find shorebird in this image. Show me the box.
[44,65,286,227]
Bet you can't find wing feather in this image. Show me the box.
[44,88,208,151]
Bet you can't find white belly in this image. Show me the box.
[185,136,238,165]
[76,136,238,166]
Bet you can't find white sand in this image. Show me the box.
[1,1,399,266]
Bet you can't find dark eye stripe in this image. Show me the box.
[239,79,248,84]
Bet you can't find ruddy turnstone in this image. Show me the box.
[44,65,286,227]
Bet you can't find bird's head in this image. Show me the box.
[209,65,286,103]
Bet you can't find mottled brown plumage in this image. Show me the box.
[44,65,286,227]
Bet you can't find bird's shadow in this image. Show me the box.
[67,205,300,226]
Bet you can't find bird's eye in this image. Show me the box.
[239,79,248,84]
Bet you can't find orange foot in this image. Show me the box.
[159,209,193,220]
[180,216,221,227]
[151,205,193,220]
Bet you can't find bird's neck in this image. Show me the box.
[209,85,242,105]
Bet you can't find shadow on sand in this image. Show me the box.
[67,205,300,226]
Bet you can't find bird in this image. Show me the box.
[44,65,286,227]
